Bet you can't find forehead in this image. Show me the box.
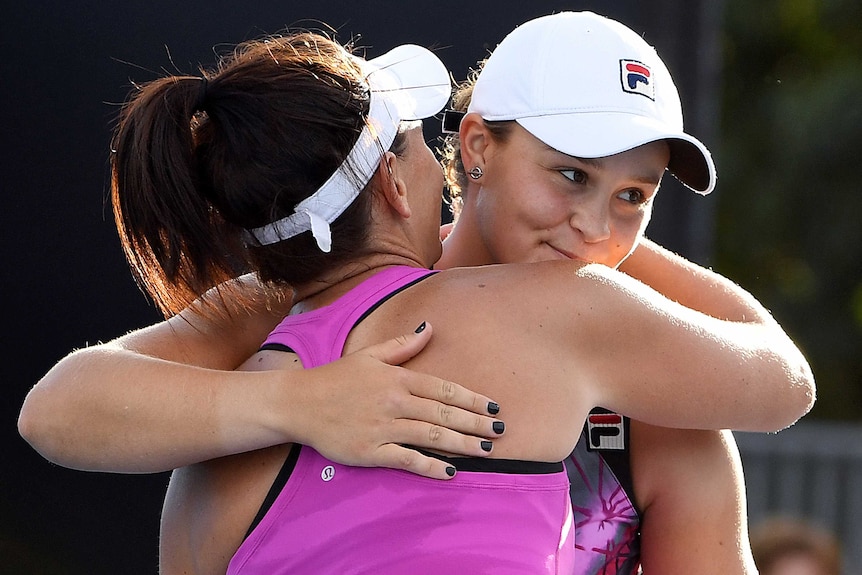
[531,132,668,170]
[503,126,669,185]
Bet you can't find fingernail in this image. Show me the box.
[445,466,456,477]
[493,421,505,434]
[480,441,493,452]
[414,321,427,333]
[487,402,499,415]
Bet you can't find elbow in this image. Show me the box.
[17,397,38,447]
[18,387,62,463]
[760,362,817,432]
[18,383,82,468]
[19,388,94,471]
[18,352,92,468]
[786,365,817,428]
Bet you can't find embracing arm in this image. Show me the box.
[632,423,757,574]
[529,255,815,432]
[18,290,283,472]
[617,238,815,429]
[18,281,504,478]
[617,240,763,572]
[620,237,777,325]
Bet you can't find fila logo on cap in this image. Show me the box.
[620,59,655,100]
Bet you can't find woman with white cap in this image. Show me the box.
[439,11,759,574]
[20,14,811,574]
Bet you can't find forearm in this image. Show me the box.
[619,238,772,323]
[573,261,815,431]
[19,322,506,479]
[18,277,292,472]
[18,345,295,472]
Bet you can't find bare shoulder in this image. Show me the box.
[113,275,292,368]
[414,260,640,374]
[430,260,616,311]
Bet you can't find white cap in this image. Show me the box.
[246,44,451,251]
[468,11,716,194]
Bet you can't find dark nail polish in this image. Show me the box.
[445,466,456,477]
[487,402,500,415]
[481,441,493,452]
[493,421,505,434]
[414,321,427,334]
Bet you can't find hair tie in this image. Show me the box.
[195,76,208,111]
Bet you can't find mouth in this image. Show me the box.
[547,243,600,266]
[548,244,583,262]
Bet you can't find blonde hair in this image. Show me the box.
[440,63,515,221]
[440,68,479,220]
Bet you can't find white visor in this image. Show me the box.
[245,44,451,251]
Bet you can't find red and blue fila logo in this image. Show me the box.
[587,411,627,451]
[620,59,655,100]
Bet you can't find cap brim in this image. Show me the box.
[517,112,716,194]
[362,44,451,121]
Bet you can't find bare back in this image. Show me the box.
[160,260,812,573]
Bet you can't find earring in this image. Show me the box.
[468,166,484,180]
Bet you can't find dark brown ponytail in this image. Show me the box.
[110,33,379,316]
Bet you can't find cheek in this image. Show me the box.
[489,172,569,229]
[421,160,444,201]
[609,213,650,265]
[423,146,443,180]
[482,185,562,234]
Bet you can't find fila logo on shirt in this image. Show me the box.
[620,59,655,100]
[587,412,627,451]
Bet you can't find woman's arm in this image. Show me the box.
[618,237,765,323]
[509,256,815,432]
[633,424,757,574]
[572,240,815,431]
[619,240,760,573]
[19,282,504,479]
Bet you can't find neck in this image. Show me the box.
[437,211,493,270]
[290,253,424,314]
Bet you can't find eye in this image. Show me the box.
[617,188,648,205]
[559,169,587,184]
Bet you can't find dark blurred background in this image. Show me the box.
[2,1,859,573]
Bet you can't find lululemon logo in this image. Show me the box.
[321,465,336,482]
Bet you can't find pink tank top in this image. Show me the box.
[227,266,575,574]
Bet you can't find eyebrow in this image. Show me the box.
[621,169,665,187]
[546,145,664,186]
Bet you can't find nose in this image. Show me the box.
[569,198,611,244]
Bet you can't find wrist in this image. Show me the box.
[208,367,303,453]
[253,366,317,447]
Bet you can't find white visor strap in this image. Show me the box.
[244,92,399,251]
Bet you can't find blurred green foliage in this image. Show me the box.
[718,0,862,420]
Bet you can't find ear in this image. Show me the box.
[459,112,492,172]
[373,151,412,219]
